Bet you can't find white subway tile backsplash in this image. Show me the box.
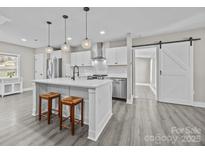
[79,65,127,77]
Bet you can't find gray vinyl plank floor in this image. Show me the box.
[135,85,156,100]
[0,91,205,146]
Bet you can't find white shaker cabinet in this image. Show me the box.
[70,52,79,66]
[71,51,91,66]
[105,48,116,65]
[105,47,127,65]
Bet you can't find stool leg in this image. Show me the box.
[81,99,84,127]
[60,102,63,130]
[39,96,42,121]
[70,105,75,135]
[58,95,61,117]
[48,98,51,124]
[69,105,72,124]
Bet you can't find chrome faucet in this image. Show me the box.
[71,65,79,80]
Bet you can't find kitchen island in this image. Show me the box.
[32,78,113,141]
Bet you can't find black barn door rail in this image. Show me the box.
[132,37,201,48]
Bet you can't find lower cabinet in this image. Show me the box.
[0,78,23,98]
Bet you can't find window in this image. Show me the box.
[0,53,18,78]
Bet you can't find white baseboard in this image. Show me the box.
[88,112,113,141]
[194,101,205,108]
[135,83,150,86]
[23,87,33,92]
[159,100,205,109]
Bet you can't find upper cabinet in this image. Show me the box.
[105,47,127,65]
[71,50,91,66]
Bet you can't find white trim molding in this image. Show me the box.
[23,87,33,92]
[135,83,150,86]
[149,84,156,96]
[126,94,133,104]
[194,101,205,108]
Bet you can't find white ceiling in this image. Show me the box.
[0,7,205,48]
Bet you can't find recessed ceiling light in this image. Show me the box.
[67,37,72,41]
[100,30,106,35]
[21,38,27,42]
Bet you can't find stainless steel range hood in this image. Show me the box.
[91,42,106,60]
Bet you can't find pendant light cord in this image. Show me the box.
[64,18,67,44]
[48,23,50,47]
[85,11,88,39]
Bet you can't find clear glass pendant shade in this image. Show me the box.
[61,43,70,52]
[81,38,92,49]
[45,46,53,53]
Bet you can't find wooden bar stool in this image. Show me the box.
[60,96,84,135]
[39,92,61,124]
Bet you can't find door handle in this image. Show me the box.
[160,70,162,75]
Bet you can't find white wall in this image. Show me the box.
[133,28,205,102]
[135,58,151,84]
[0,41,35,89]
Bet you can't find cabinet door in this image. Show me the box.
[105,48,117,65]
[81,51,91,66]
[116,47,127,65]
[71,53,78,66]
[71,51,91,66]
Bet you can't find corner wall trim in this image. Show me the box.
[126,95,133,104]
[149,85,156,96]
[23,87,33,92]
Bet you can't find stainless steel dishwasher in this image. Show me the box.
[112,78,127,99]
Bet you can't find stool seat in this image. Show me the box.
[40,92,60,99]
[61,96,82,105]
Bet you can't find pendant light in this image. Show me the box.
[81,7,92,49]
[61,15,70,52]
[45,21,53,53]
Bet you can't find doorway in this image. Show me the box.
[134,47,157,100]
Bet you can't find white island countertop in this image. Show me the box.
[33,78,112,89]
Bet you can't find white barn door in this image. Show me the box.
[159,42,193,106]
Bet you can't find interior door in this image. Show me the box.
[159,42,193,106]
[34,53,44,79]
